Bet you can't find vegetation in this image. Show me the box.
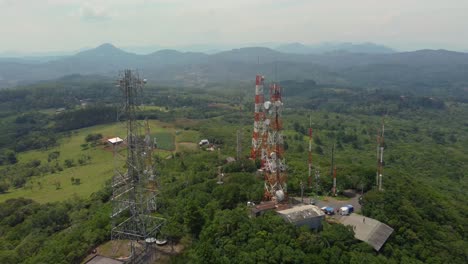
[0,76,466,263]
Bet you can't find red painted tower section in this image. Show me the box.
[263,83,287,203]
[251,75,266,167]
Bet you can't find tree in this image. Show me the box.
[48,151,60,162]
[184,202,205,238]
[161,218,184,252]
[296,144,305,153]
[53,180,61,190]
[0,181,9,193]
[64,159,74,168]
[314,135,323,145]
[6,151,17,164]
[315,146,324,155]
[85,133,103,143]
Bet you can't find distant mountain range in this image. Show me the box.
[1,43,468,90]
[0,42,396,57]
[275,42,395,54]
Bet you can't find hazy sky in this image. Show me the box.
[1,0,467,52]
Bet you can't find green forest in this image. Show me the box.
[0,75,466,263]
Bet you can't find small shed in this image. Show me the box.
[225,157,236,163]
[250,201,277,217]
[199,139,209,146]
[277,204,325,230]
[107,137,124,145]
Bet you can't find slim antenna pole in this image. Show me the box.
[308,115,312,189]
[332,166,337,197]
[330,144,336,196]
[274,61,278,82]
[379,118,385,191]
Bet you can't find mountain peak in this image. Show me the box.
[75,43,132,57]
[96,43,118,50]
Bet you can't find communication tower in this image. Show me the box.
[263,83,287,203]
[308,116,313,189]
[111,70,165,263]
[376,119,385,191]
[330,144,337,196]
[250,75,267,167]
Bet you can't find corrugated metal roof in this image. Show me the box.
[339,213,394,251]
[277,205,325,223]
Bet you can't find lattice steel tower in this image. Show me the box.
[263,83,287,202]
[251,75,267,167]
[111,70,165,263]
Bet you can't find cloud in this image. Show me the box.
[0,0,14,6]
[79,2,112,21]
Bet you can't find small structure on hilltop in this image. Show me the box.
[199,139,209,146]
[107,137,123,145]
[249,201,278,217]
[277,204,325,230]
[225,157,236,163]
[340,213,394,251]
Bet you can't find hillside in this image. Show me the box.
[1,44,468,92]
[0,78,466,263]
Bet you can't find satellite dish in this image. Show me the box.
[145,237,157,244]
[264,119,270,126]
[275,190,285,202]
[270,152,277,160]
[275,101,282,107]
[264,101,271,110]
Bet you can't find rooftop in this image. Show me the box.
[339,213,394,251]
[107,137,124,144]
[277,204,325,223]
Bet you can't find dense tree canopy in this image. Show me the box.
[0,77,466,263]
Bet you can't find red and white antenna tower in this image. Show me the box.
[263,83,287,203]
[308,116,313,189]
[251,75,267,167]
[376,119,385,191]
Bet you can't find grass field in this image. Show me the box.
[175,130,200,143]
[153,132,175,150]
[0,119,200,203]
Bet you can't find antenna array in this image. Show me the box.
[111,70,165,263]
